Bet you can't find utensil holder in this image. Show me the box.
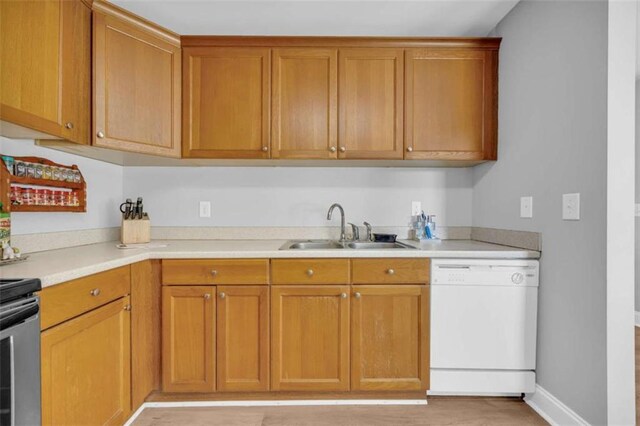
[121,218,150,244]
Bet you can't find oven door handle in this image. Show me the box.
[0,303,39,331]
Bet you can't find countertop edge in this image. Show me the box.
[4,241,541,289]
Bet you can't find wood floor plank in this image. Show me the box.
[132,397,548,426]
[636,327,639,426]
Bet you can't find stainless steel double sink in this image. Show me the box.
[279,240,416,250]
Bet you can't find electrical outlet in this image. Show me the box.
[199,201,211,218]
[562,193,580,220]
[411,201,422,216]
[520,196,533,218]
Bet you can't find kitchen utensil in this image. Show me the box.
[119,198,133,220]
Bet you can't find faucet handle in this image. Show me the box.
[348,223,360,241]
[363,221,373,241]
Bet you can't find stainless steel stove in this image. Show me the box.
[0,278,42,426]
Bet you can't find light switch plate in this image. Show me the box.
[562,193,580,220]
[412,201,422,216]
[520,196,533,218]
[199,201,211,218]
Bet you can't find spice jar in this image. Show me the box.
[22,187,34,205]
[34,164,44,180]
[10,186,21,205]
[71,192,79,207]
[33,189,43,206]
[15,161,26,177]
[53,191,64,206]
[43,165,52,180]
[72,170,81,183]
[25,162,35,178]
[52,167,61,181]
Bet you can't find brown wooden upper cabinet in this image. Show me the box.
[338,48,404,160]
[92,0,181,157]
[0,0,90,144]
[405,48,498,161]
[183,47,271,159]
[271,48,338,159]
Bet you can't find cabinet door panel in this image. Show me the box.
[1,0,90,143]
[217,286,269,391]
[162,286,216,392]
[272,48,337,159]
[351,285,429,390]
[405,48,497,160]
[41,297,131,426]
[338,48,403,159]
[183,47,270,158]
[93,11,181,157]
[271,286,350,391]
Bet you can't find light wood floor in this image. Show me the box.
[636,327,640,426]
[132,397,548,425]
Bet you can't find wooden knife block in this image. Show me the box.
[121,218,150,244]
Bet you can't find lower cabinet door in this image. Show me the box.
[351,285,430,390]
[217,286,270,391]
[271,285,350,391]
[41,296,131,426]
[162,285,216,392]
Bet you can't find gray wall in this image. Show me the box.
[123,167,473,228]
[473,1,608,424]
[636,79,640,312]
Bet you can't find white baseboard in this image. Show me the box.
[635,311,640,326]
[525,385,589,425]
[123,399,428,426]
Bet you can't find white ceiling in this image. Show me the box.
[110,0,519,37]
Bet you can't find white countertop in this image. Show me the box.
[0,239,540,288]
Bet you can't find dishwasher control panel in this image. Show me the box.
[431,259,539,287]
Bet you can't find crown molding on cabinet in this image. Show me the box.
[181,35,501,49]
[92,0,181,46]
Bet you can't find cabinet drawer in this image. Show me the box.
[271,259,350,284]
[39,266,131,330]
[162,259,269,285]
[351,259,430,284]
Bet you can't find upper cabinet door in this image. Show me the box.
[93,4,181,157]
[338,48,404,160]
[271,48,338,159]
[183,47,271,159]
[0,0,90,144]
[405,48,498,161]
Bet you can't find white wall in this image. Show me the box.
[473,1,608,424]
[1,137,124,235]
[636,79,640,313]
[124,167,473,228]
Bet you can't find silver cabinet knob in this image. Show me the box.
[386,268,395,275]
[341,292,347,299]
[124,304,131,311]
[96,131,105,138]
[406,147,413,152]
[354,292,361,299]
[329,146,336,153]
[339,147,346,152]
[219,292,226,299]
[211,270,218,277]
[90,288,100,297]
[65,122,74,130]
[262,146,268,152]
[306,269,314,277]
[204,293,211,300]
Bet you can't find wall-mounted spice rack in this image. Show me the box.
[1,155,86,213]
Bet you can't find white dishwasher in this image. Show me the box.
[429,259,539,395]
